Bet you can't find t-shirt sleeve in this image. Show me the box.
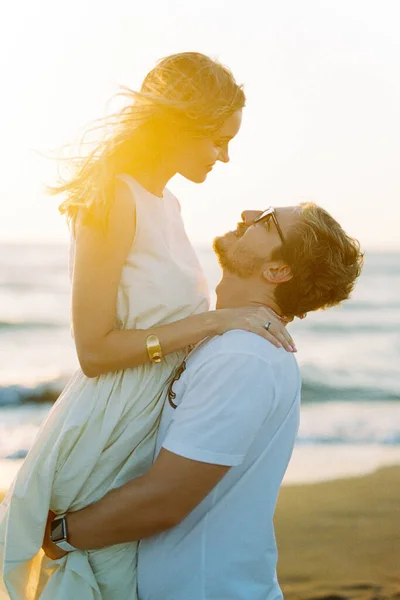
[161,352,276,467]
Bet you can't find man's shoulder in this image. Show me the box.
[193,329,297,368]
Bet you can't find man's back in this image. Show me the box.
[138,330,301,600]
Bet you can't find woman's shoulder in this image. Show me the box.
[71,179,136,257]
[115,174,136,207]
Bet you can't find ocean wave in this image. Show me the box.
[297,401,400,445]
[301,322,400,334]
[0,320,64,332]
[0,378,66,406]
[296,434,400,445]
[0,280,69,293]
[6,449,28,460]
[0,282,39,292]
[302,379,400,403]
[340,300,400,311]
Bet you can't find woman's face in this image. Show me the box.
[176,109,243,183]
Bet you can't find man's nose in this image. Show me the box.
[241,210,263,224]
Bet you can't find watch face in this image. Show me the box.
[51,518,66,543]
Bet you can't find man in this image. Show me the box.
[44,203,363,599]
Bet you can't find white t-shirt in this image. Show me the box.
[138,330,301,600]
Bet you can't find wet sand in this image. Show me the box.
[1,466,399,598]
[275,466,400,599]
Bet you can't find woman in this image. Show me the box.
[0,52,295,599]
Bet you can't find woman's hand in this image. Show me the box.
[214,306,297,352]
[42,511,68,560]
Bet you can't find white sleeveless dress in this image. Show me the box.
[0,175,210,600]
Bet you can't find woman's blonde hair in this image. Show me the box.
[273,203,364,317]
[50,52,245,231]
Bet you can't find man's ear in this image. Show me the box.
[262,263,293,284]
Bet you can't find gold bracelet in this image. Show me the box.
[146,334,163,364]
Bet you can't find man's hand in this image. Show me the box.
[42,510,67,560]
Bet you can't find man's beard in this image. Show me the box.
[213,231,266,278]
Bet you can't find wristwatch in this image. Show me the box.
[50,514,77,552]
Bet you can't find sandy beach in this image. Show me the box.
[1,466,399,599]
[275,466,400,599]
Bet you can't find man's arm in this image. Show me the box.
[45,449,229,554]
[43,345,275,558]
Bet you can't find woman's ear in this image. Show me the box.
[262,263,293,284]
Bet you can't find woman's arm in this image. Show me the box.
[71,179,214,377]
[72,180,295,378]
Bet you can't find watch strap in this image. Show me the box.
[55,539,77,552]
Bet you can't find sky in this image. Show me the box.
[1,0,400,250]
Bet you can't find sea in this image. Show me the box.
[0,243,400,489]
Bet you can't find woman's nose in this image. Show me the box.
[241,210,263,223]
[218,148,230,163]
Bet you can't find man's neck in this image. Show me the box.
[216,272,283,317]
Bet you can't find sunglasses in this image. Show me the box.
[252,207,285,244]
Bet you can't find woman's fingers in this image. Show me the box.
[282,327,296,350]
[260,315,296,352]
[275,330,296,352]
[222,306,297,352]
[261,329,283,349]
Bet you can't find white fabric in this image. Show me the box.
[0,175,209,600]
[138,330,301,600]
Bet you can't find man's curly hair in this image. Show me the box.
[273,203,364,318]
